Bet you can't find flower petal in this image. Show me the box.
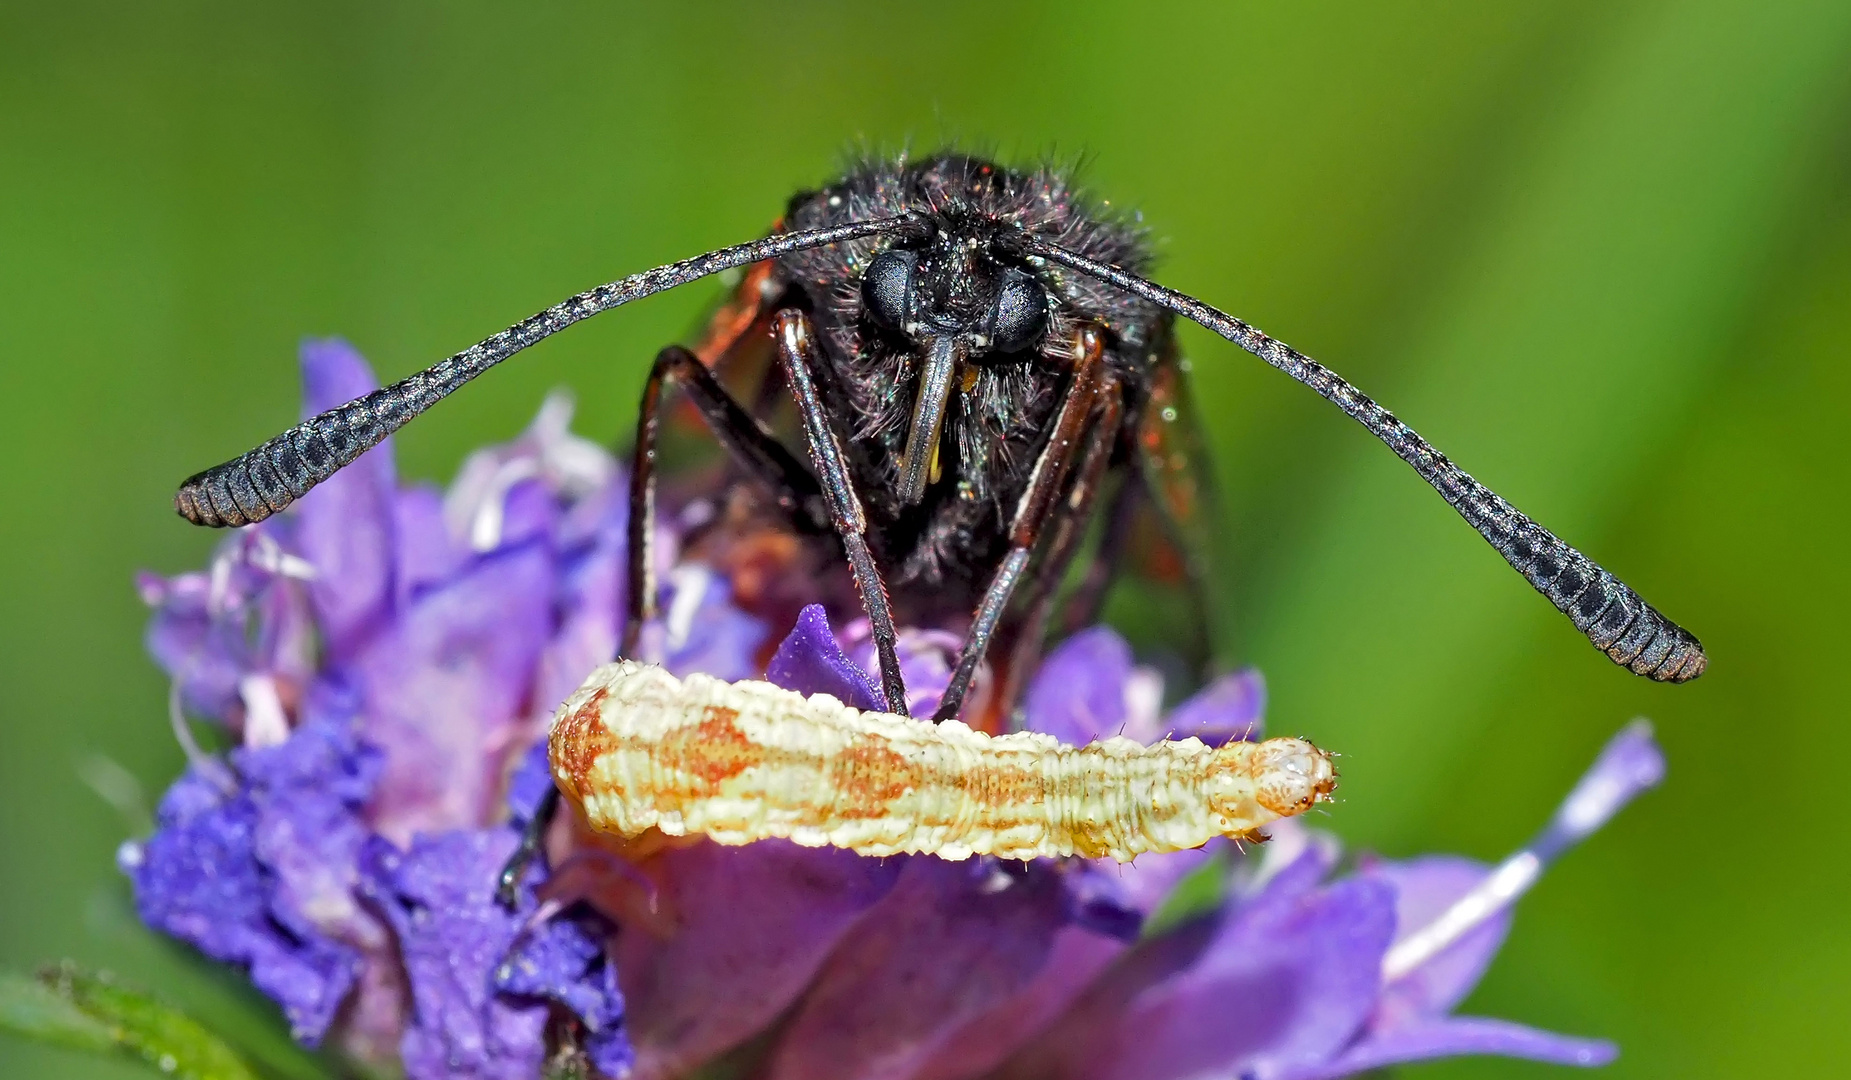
[294,339,397,660]
[614,840,901,1080]
[495,477,560,553]
[660,565,767,682]
[1363,855,1509,1028]
[1534,719,1666,861]
[359,831,546,1080]
[911,926,1127,1080]
[124,759,364,1045]
[997,874,1394,1080]
[392,485,469,606]
[837,618,964,718]
[761,858,1073,1080]
[1276,1015,1617,1079]
[1162,668,1266,745]
[238,715,385,954]
[766,604,881,710]
[1113,846,1225,919]
[494,913,632,1077]
[532,489,627,716]
[1022,627,1134,744]
[1061,861,1149,941]
[141,568,250,720]
[351,543,555,842]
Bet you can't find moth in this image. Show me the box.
[549,661,1337,863]
[172,152,1706,734]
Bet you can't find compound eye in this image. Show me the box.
[986,268,1048,353]
[862,249,918,331]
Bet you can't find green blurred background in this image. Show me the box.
[3,1,1848,1077]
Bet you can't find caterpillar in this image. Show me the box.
[548,661,1337,863]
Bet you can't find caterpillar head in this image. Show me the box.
[1205,736,1337,836]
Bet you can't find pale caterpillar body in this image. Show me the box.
[549,661,1338,863]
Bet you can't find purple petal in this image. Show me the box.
[350,543,554,842]
[494,914,632,1075]
[140,534,321,730]
[495,477,559,553]
[295,339,397,661]
[1062,862,1148,941]
[1022,627,1135,744]
[762,858,1072,1080]
[125,763,363,1044]
[1278,1015,1617,1080]
[553,471,624,552]
[531,493,627,715]
[911,926,1127,1080]
[1232,820,1343,905]
[440,391,612,555]
[360,831,545,1080]
[999,874,1394,1080]
[300,336,381,414]
[585,1026,637,1080]
[1111,846,1224,918]
[494,916,618,1032]
[614,840,901,1080]
[252,572,320,698]
[505,740,558,828]
[237,716,385,954]
[660,566,767,682]
[1363,855,1509,1028]
[1534,720,1666,862]
[393,485,469,606]
[838,618,964,717]
[141,569,249,720]
[1163,668,1266,745]
[767,605,882,710]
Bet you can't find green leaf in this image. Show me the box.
[83,884,349,1080]
[0,964,261,1080]
[0,970,117,1055]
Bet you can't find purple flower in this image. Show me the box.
[361,822,631,1080]
[130,339,1664,1080]
[131,341,630,1071]
[119,715,375,1044]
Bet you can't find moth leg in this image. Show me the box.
[623,344,827,655]
[999,392,1127,719]
[932,327,1111,723]
[503,344,824,904]
[496,784,560,908]
[772,309,911,716]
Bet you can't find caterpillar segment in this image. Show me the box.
[548,661,1338,863]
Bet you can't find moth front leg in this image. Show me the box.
[773,309,911,716]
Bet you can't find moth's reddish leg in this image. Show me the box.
[693,258,781,366]
[997,389,1126,724]
[508,340,825,907]
[932,327,1111,723]
[623,345,827,655]
[773,309,911,716]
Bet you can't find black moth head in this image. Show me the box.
[860,246,1049,356]
[781,153,1162,374]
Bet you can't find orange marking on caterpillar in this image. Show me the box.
[550,686,611,806]
[549,661,1338,863]
[659,705,758,794]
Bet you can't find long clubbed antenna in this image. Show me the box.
[1018,235,1705,683]
[174,217,908,529]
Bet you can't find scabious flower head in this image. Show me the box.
[126,341,1663,1079]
